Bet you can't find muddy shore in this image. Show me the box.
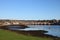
[7,29,60,40]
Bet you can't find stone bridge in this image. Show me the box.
[0,21,52,26]
[0,20,59,28]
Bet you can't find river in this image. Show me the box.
[8,25,60,37]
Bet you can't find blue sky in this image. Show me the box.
[0,0,60,20]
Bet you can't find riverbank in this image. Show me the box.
[9,29,60,40]
[0,29,54,40]
[0,25,60,40]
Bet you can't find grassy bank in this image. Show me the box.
[0,29,53,40]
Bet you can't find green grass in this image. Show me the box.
[0,29,53,40]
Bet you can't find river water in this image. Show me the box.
[8,25,60,37]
